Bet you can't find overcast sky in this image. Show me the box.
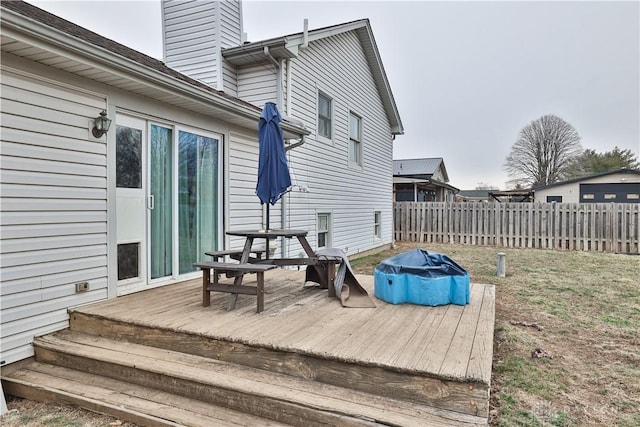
[31,0,639,190]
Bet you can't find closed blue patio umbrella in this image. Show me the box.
[256,102,291,232]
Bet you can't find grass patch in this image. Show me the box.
[351,242,640,426]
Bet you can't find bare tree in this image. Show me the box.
[504,115,582,187]
[475,182,498,190]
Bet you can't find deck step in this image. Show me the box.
[23,330,486,426]
[2,361,289,426]
[69,310,489,417]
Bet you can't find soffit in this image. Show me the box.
[0,5,308,138]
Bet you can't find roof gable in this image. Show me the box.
[223,19,403,135]
[393,158,449,182]
[533,168,640,190]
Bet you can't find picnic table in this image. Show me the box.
[194,229,341,313]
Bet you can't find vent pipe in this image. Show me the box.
[302,19,309,48]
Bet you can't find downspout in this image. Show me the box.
[279,57,286,257]
[286,58,292,116]
[281,57,307,258]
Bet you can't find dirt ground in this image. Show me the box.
[1,395,137,427]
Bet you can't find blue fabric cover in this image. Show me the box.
[374,249,470,306]
[256,102,291,206]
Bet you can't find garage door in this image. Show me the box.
[580,183,640,203]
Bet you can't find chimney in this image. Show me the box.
[162,0,243,91]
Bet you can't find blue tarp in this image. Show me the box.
[374,248,470,306]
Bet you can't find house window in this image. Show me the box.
[374,211,381,238]
[116,125,142,188]
[318,92,332,139]
[583,194,594,200]
[349,112,362,164]
[317,213,331,248]
[627,194,639,200]
[546,196,562,203]
[604,194,616,200]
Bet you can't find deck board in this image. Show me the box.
[78,270,493,383]
[466,285,495,383]
[439,283,485,379]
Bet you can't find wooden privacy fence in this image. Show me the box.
[394,202,640,253]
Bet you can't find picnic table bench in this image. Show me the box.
[193,262,277,313]
[204,248,266,263]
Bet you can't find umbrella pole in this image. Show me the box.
[265,204,270,259]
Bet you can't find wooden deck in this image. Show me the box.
[72,270,495,420]
[79,271,494,382]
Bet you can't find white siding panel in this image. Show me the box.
[1,288,107,324]
[237,65,277,107]
[227,132,282,248]
[163,0,217,86]
[0,69,108,366]
[283,31,394,255]
[1,245,106,268]
[1,234,107,254]
[1,170,106,189]
[0,311,69,338]
[1,156,106,178]
[218,0,242,48]
[1,184,106,200]
[1,320,70,361]
[162,0,241,89]
[2,128,106,155]
[1,267,107,296]
[0,255,107,282]
[222,60,238,96]
[1,211,105,226]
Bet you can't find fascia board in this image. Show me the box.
[1,8,308,137]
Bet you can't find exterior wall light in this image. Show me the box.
[92,110,112,138]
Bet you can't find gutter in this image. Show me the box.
[1,7,309,137]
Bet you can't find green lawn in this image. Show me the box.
[351,242,640,427]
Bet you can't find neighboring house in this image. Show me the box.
[393,158,458,202]
[533,169,640,203]
[0,1,402,365]
[456,190,492,202]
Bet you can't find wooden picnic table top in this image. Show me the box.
[226,229,308,239]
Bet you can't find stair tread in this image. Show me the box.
[32,330,486,426]
[3,361,290,426]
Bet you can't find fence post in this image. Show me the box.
[497,252,506,277]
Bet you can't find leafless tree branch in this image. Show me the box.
[504,114,582,187]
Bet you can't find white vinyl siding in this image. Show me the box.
[237,64,278,108]
[0,70,109,365]
[222,60,238,96]
[285,31,394,254]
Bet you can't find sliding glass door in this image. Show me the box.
[116,115,221,292]
[150,125,173,279]
[178,130,219,274]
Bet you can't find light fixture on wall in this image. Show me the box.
[92,110,112,138]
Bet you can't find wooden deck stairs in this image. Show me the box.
[2,272,493,426]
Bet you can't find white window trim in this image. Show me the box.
[349,111,363,167]
[316,211,332,249]
[316,88,334,145]
[374,210,382,240]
